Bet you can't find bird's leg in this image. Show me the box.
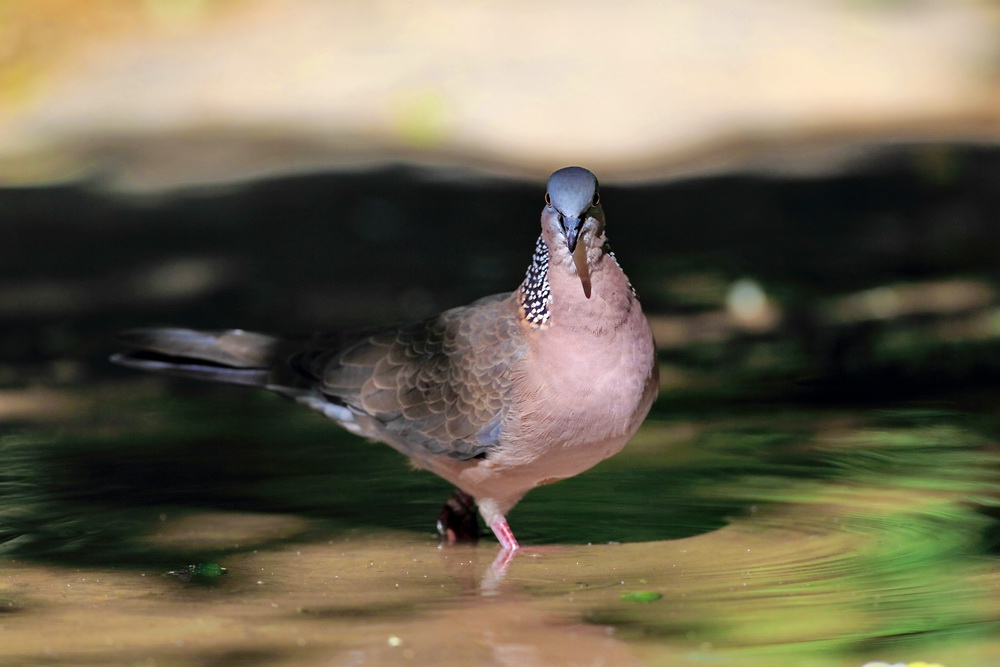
[474,497,521,552]
[437,488,480,544]
[488,516,520,552]
[479,516,521,591]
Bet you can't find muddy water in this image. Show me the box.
[2,385,1000,666]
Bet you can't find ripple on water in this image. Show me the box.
[515,412,1000,663]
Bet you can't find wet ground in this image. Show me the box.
[3,146,1000,665]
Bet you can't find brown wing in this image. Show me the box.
[291,294,524,460]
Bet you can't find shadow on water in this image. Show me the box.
[0,387,741,563]
[11,392,988,562]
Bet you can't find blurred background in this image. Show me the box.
[3,0,1000,184]
[1,0,998,395]
[3,1,1000,664]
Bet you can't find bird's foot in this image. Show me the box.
[488,545,517,575]
[437,488,480,545]
[488,516,520,552]
[478,515,521,593]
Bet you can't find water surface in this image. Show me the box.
[3,384,999,666]
[3,157,1000,664]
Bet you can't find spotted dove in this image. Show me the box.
[113,167,659,555]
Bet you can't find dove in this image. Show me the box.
[113,166,659,557]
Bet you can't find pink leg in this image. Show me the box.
[489,516,520,552]
[483,517,520,589]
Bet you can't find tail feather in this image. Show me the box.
[110,351,271,386]
[112,327,281,387]
[116,328,279,367]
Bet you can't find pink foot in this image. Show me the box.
[479,516,521,589]
[489,516,520,552]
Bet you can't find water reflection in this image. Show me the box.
[2,389,1000,664]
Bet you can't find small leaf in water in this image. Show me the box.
[165,562,228,582]
[620,590,662,603]
[191,562,227,578]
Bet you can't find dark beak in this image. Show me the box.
[563,216,592,299]
[562,217,582,252]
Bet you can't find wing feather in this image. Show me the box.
[291,294,522,460]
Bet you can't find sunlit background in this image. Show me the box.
[2,1,1000,665]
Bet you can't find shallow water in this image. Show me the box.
[4,157,1000,664]
[3,383,1000,666]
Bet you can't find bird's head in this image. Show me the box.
[541,166,604,298]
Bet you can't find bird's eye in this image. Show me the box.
[544,192,552,206]
[591,191,600,206]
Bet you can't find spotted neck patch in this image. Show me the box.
[519,235,551,326]
[518,236,634,326]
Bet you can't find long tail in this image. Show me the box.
[111,328,281,387]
